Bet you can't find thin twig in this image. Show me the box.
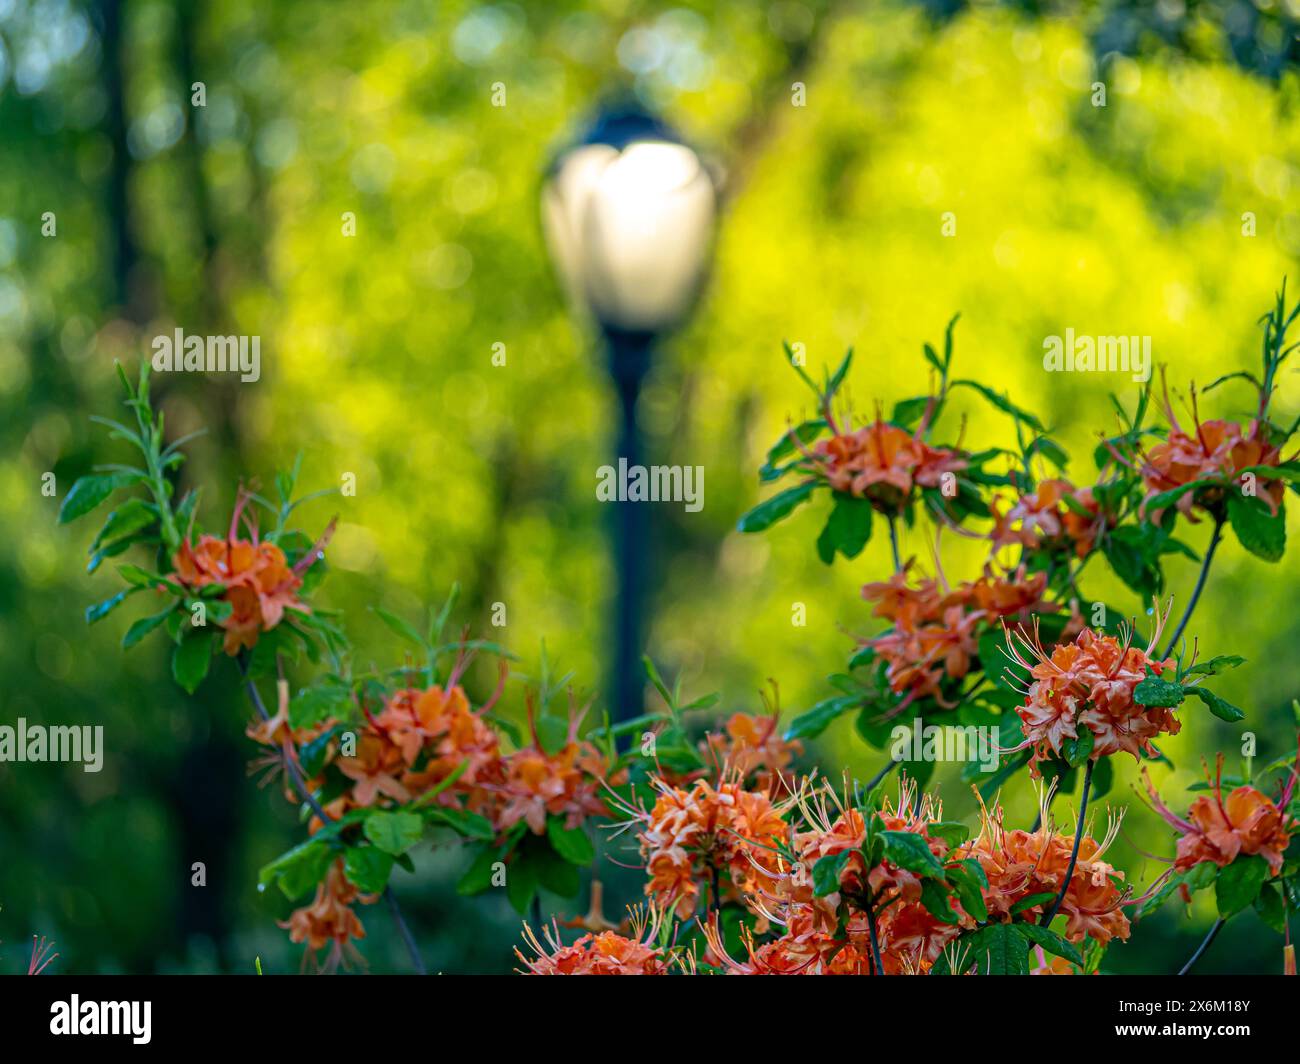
[1178,917,1226,975]
[888,515,902,572]
[864,900,886,975]
[865,757,901,792]
[1041,760,1094,926]
[385,886,427,976]
[1160,516,1224,659]
[238,655,427,975]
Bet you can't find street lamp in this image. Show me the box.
[541,103,717,723]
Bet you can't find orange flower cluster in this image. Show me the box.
[171,496,333,655]
[859,564,1060,708]
[174,534,306,654]
[702,782,1130,976]
[621,771,788,918]
[958,791,1131,946]
[811,418,967,512]
[702,711,803,789]
[278,860,373,973]
[516,906,671,975]
[990,478,1104,559]
[1142,757,1294,879]
[253,678,614,961]
[705,785,963,975]
[1131,380,1290,520]
[1006,623,1179,773]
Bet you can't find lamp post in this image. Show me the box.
[541,103,716,723]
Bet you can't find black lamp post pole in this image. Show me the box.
[605,325,655,726]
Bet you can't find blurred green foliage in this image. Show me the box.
[1,0,1298,973]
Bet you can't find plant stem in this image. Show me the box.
[865,757,901,792]
[238,656,427,975]
[1160,517,1224,659]
[888,515,902,572]
[1041,760,1094,926]
[865,900,886,975]
[1178,917,1226,975]
[386,886,427,976]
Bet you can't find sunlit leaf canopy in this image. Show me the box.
[1,0,1298,973]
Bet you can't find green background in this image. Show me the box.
[2,0,1298,974]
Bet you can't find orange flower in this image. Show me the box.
[1141,756,1294,878]
[1130,378,1291,520]
[990,479,1104,559]
[859,564,1057,709]
[811,418,966,513]
[1005,616,1179,774]
[279,860,374,972]
[959,789,1130,947]
[703,707,803,789]
[621,771,788,918]
[516,905,670,975]
[172,494,334,655]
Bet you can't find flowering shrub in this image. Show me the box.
[55,288,1300,974]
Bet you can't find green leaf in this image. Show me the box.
[506,854,539,914]
[783,695,858,741]
[737,481,817,533]
[424,806,495,841]
[926,821,970,849]
[1253,881,1286,933]
[1143,480,1207,514]
[456,846,502,896]
[1215,854,1269,916]
[815,492,874,564]
[258,838,332,901]
[546,817,595,865]
[363,810,423,856]
[1134,667,1186,708]
[964,921,1031,975]
[372,607,425,647]
[535,847,582,897]
[1227,493,1286,562]
[171,632,212,694]
[1009,891,1057,916]
[1015,922,1084,968]
[1185,860,1218,891]
[1102,524,1165,598]
[90,497,156,551]
[1026,436,1069,470]
[812,849,854,897]
[880,830,944,878]
[288,680,354,730]
[1061,725,1094,768]
[85,587,139,625]
[760,419,826,479]
[919,878,960,924]
[825,348,853,399]
[59,473,131,524]
[1089,755,1115,800]
[1188,686,1245,723]
[1185,655,1246,677]
[891,396,933,430]
[950,379,1045,432]
[945,859,989,922]
[122,605,174,649]
[343,846,394,893]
